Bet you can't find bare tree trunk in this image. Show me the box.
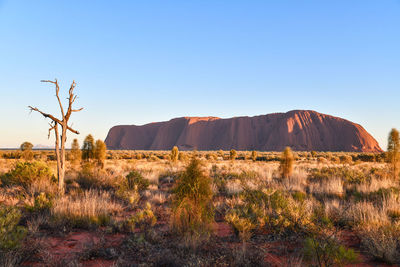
[53,123,64,193]
[29,79,82,194]
[59,123,68,194]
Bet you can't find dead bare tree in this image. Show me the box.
[29,79,83,193]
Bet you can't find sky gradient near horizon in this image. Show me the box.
[0,1,399,150]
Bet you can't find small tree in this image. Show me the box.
[251,150,257,162]
[20,141,34,160]
[94,139,107,168]
[171,146,179,162]
[230,149,237,161]
[387,128,400,179]
[20,141,33,151]
[279,146,294,179]
[82,134,95,161]
[29,79,82,193]
[70,139,82,165]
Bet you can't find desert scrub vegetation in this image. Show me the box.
[171,156,214,246]
[126,202,157,237]
[357,223,400,264]
[0,205,27,251]
[0,161,54,187]
[0,205,30,267]
[0,149,398,265]
[51,189,123,228]
[303,235,358,267]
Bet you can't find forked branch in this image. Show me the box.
[28,105,80,134]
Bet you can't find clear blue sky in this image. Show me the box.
[0,0,399,149]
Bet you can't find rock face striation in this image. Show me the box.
[105,110,382,152]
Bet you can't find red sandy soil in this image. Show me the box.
[81,259,115,267]
[21,225,398,266]
[22,231,125,266]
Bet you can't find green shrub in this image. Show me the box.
[0,205,27,251]
[76,162,117,190]
[292,191,307,202]
[304,236,358,267]
[126,170,149,192]
[225,212,255,242]
[26,192,53,213]
[1,161,55,188]
[171,156,214,241]
[126,202,157,233]
[94,139,107,168]
[308,167,368,185]
[237,189,314,236]
[82,134,95,161]
[115,185,140,206]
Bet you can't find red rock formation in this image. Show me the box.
[105,110,382,152]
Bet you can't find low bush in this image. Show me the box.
[304,235,358,266]
[126,170,149,192]
[357,224,400,264]
[225,210,256,242]
[76,164,123,192]
[308,167,368,185]
[340,155,353,164]
[126,202,157,234]
[227,189,315,237]
[1,161,55,188]
[25,192,53,213]
[0,205,27,251]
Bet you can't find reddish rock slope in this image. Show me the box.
[105,110,382,152]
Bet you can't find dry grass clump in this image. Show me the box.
[0,159,16,175]
[75,162,124,191]
[357,223,400,264]
[0,186,25,206]
[51,189,123,228]
[278,169,308,192]
[308,177,344,197]
[355,177,398,194]
[146,190,168,205]
[343,201,390,226]
[225,179,243,195]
